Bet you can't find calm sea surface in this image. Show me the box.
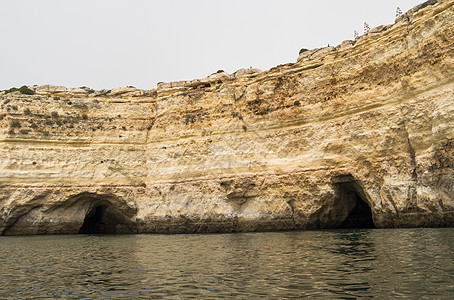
[0,228,453,299]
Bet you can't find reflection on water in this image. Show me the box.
[0,228,453,299]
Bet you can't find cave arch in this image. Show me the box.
[332,175,375,229]
[71,193,137,234]
[79,205,110,234]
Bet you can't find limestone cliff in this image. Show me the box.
[1,0,453,235]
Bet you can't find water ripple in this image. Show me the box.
[0,228,453,298]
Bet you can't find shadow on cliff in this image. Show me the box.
[74,192,138,234]
[330,175,376,229]
[1,192,138,235]
[304,175,376,230]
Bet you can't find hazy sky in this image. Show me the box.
[1,0,425,90]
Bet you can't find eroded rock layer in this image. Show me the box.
[1,1,453,235]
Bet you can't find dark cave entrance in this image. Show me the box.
[66,192,138,235]
[332,175,375,229]
[79,205,118,234]
[338,191,375,229]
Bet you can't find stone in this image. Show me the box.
[35,85,68,95]
[233,68,263,79]
[110,87,142,97]
[203,71,234,82]
[0,0,453,235]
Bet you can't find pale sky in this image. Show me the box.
[1,0,426,90]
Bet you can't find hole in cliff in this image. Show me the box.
[332,175,375,229]
[79,205,112,234]
[65,192,137,235]
[78,203,134,234]
[338,191,375,229]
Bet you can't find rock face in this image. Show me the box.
[1,1,453,235]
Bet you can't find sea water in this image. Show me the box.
[1,228,453,299]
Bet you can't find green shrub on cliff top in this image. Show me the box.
[4,87,18,94]
[18,85,35,95]
[417,0,438,10]
[3,86,35,95]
